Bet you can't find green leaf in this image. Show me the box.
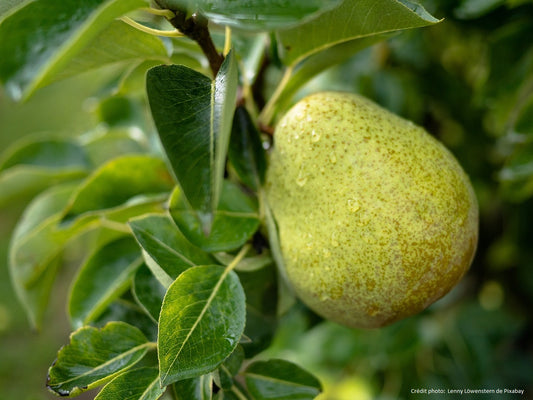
[159,0,342,31]
[228,106,267,191]
[238,265,278,357]
[8,183,77,327]
[158,265,246,386]
[173,374,213,400]
[95,298,158,343]
[129,213,215,287]
[69,237,143,329]
[0,136,90,206]
[244,359,322,400]
[0,136,90,171]
[262,191,295,317]
[132,263,167,322]
[276,0,440,66]
[454,0,505,19]
[217,346,244,390]
[84,128,148,166]
[0,0,147,100]
[47,322,153,397]
[146,51,238,233]
[500,140,533,201]
[49,20,169,85]
[0,0,25,20]
[62,154,174,223]
[263,35,392,124]
[10,183,166,328]
[231,32,267,86]
[169,181,260,252]
[95,367,165,400]
[214,251,273,273]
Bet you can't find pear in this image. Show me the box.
[265,92,478,328]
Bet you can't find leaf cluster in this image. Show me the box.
[0,1,446,399]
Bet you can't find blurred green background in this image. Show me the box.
[1,0,533,399]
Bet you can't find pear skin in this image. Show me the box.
[265,92,478,328]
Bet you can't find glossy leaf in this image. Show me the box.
[129,213,215,287]
[95,367,165,400]
[10,184,165,328]
[159,0,342,31]
[69,237,143,328]
[244,359,322,400]
[132,263,166,322]
[500,141,533,202]
[0,137,90,171]
[8,183,77,327]
[95,298,158,343]
[214,251,273,273]
[146,51,238,233]
[217,345,244,390]
[0,1,24,19]
[62,155,174,223]
[238,265,278,357]
[0,0,147,100]
[228,106,267,191]
[0,137,90,206]
[49,20,169,85]
[276,0,439,66]
[263,35,391,124]
[169,181,260,252]
[158,265,246,386]
[47,322,153,397]
[173,374,214,400]
[231,32,267,85]
[83,128,147,166]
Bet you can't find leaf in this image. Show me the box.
[95,298,159,343]
[132,263,167,322]
[169,181,260,252]
[159,0,342,31]
[499,140,533,202]
[173,374,214,400]
[49,20,169,85]
[158,265,246,386]
[262,191,295,317]
[231,32,268,85]
[276,0,440,66]
[238,265,278,357]
[244,359,322,400]
[0,0,147,100]
[62,154,174,223]
[129,213,215,287]
[214,251,273,273]
[8,183,77,327]
[263,35,392,124]
[228,106,267,191]
[10,184,166,328]
[0,0,25,20]
[83,128,148,166]
[146,51,238,233]
[47,322,153,397]
[0,136,90,206]
[95,367,165,400]
[68,237,143,329]
[217,345,244,390]
[454,0,505,19]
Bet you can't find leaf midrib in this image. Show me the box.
[52,342,154,388]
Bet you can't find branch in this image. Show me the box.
[168,11,224,76]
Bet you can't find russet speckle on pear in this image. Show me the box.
[265,92,478,329]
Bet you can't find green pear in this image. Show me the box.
[265,92,478,328]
